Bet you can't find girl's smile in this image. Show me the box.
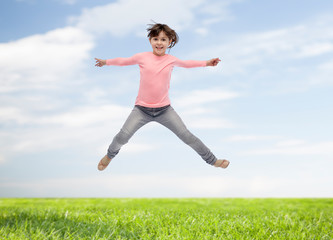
[149,31,172,56]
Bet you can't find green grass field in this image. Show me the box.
[0,198,332,239]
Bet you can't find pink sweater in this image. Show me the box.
[106,52,206,108]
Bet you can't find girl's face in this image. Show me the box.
[149,31,172,56]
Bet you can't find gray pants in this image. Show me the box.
[107,105,217,165]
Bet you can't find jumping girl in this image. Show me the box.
[95,23,230,171]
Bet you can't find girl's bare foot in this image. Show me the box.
[214,159,230,169]
[98,155,112,171]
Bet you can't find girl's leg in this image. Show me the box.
[156,106,217,165]
[107,106,151,159]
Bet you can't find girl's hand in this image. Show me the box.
[95,58,106,67]
[206,58,221,67]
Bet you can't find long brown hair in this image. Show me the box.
[147,23,179,49]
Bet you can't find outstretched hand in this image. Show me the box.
[95,58,106,67]
[206,58,221,67]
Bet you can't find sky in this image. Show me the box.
[0,0,333,198]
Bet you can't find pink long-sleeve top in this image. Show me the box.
[106,52,206,108]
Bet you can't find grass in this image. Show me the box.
[0,198,332,239]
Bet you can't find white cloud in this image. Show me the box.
[122,142,157,153]
[0,107,25,125]
[0,104,131,153]
[70,0,238,37]
[306,58,333,86]
[246,140,333,156]
[0,104,130,127]
[71,0,201,36]
[190,15,333,91]
[174,88,239,107]
[296,42,333,58]
[0,103,160,158]
[172,88,239,129]
[0,24,103,159]
[318,59,333,70]
[245,175,332,197]
[226,135,280,142]
[39,105,130,127]
[0,175,224,197]
[275,139,307,147]
[0,155,6,165]
[0,26,94,92]
[236,22,333,60]
[189,117,234,129]
[195,28,209,36]
[1,173,331,197]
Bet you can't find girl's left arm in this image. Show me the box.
[174,57,221,68]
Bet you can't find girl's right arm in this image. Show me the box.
[95,54,140,67]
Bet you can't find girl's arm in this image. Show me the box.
[174,57,221,68]
[95,54,139,67]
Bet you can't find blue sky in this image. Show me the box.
[1,0,333,198]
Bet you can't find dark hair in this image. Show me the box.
[147,23,179,49]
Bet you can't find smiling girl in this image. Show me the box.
[95,23,230,171]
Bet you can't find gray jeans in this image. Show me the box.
[107,105,217,165]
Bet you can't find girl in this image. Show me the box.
[95,23,230,171]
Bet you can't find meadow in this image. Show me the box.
[0,198,332,239]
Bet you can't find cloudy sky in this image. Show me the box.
[1,0,332,198]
